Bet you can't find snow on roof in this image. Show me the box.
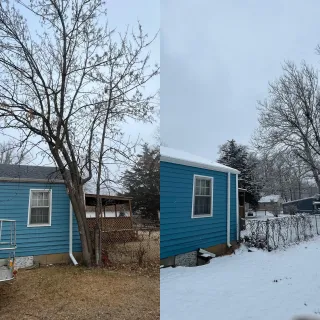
[283,195,319,205]
[259,195,281,203]
[160,146,240,174]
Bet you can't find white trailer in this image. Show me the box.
[0,219,17,282]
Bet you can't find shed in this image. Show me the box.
[160,146,240,267]
[283,195,320,214]
[258,194,283,212]
[0,164,81,267]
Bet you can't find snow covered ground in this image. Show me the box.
[161,238,320,320]
[246,210,286,220]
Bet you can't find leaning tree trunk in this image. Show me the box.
[68,186,93,267]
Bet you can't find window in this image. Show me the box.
[28,190,52,227]
[192,175,213,218]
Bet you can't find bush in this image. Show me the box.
[241,213,316,251]
[287,205,298,215]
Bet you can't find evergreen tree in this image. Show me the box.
[218,140,261,209]
[121,144,160,221]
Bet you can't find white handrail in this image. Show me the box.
[0,219,16,251]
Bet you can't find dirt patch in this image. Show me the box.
[0,265,159,320]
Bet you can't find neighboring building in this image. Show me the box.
[258,195,283,212]
[160,147,240,267]
[0,164,81,267]
[283,194,320,214]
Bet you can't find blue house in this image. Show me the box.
[0,164,82,267]
[160,147,240,266]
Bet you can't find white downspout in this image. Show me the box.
[227,172,231,247]
[236,174,239,242]
[69,200,78,266]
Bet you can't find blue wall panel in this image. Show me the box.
[0,182,82,257]
[160,161,237,259]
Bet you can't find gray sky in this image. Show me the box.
[107,0,160,145]
[161,0,320,161]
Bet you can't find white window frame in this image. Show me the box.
[27,189,52,227]
[191,175,214,219]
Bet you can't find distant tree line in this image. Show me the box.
[217,139,318,208]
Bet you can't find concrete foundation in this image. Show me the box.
[160,241,239,267]
[175,251,198,267]
[31,252,82,266]
[15,256,33,269]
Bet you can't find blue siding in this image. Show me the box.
[0,182,82,257]
[160,161,237,259]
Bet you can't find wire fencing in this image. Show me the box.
[241,213,320,251]
[87,216,159,266]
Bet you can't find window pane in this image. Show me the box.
[196,179,200,187]
[34,192,41,200]
[201,180,206,188]
[43,192,49,200]
[30,207,49,224]
[206,180,211,187]
[195,186,200,195]
[31,191,50,207]
[194,196,211,216]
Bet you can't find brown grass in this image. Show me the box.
[106,231,160,264]
[0,265,159,320]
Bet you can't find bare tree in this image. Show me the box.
[255,151,311,201]
[0,140,28,164]
[254,61,320,192]
[0,0,159,266]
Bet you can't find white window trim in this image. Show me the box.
[27,189,52,227]
[191,174,214,219]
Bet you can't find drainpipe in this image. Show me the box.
[227,172,232,248]
[236,174,239,242]
[69,200,78,266]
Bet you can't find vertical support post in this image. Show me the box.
[10,221,12,246]
[227,172,231,247]
[94,225,101,266]
[14,221,16,248]
[266,218,270,252]
[114,204,117,218]
[236,174,239,242]
[129,200,133,227]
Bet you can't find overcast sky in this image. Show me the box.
[161,0,320,161]
[106,0,160,145]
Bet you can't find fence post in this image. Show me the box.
[94,224,101,266]
[266,219,270,252]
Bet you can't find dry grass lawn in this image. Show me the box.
[0,264,159,320]
[106,231,160,264]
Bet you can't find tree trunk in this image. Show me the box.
[94,197,102,266]
[69,186,93,267]
[311,168,320,194]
